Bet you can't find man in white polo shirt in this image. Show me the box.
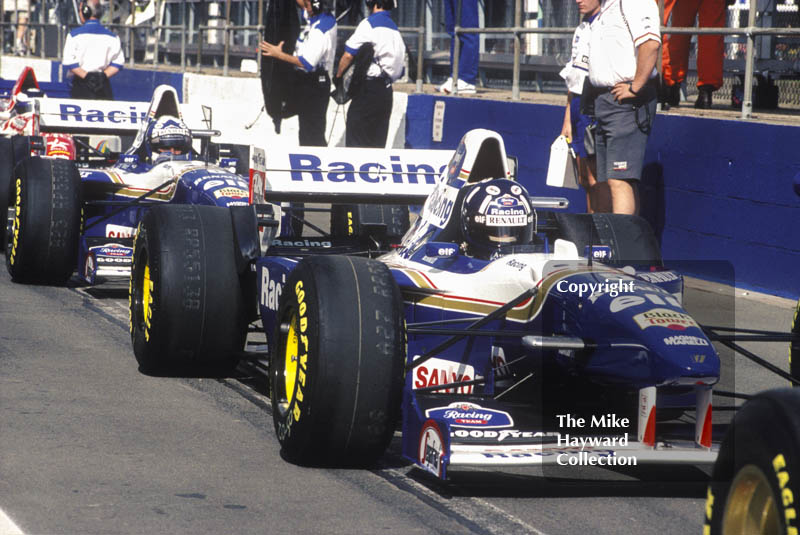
[333,0,404,148]
[62,0,124,100]
[586,0,660,215]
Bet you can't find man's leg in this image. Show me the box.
[608,178,638,215]
[697,0,725,90]
[457,0,479,86]
[668,0,701,87]
[660,0,677,86]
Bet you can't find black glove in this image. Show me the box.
[84,71,107,93]
[331,76,348,105]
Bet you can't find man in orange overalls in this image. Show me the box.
[660,0,725,109]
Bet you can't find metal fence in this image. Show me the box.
[1,0,799,120]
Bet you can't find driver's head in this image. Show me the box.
[148,115,192,163]
[460,179,534,259]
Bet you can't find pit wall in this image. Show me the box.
[2,56,798,298]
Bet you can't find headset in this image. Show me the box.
[309,0,331,15]
[365,0,396,10]
[80,1,104,21]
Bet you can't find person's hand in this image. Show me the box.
[611,81,637,102]
[259,40,284,58]
[560,123,572,142]
[85,71,107,93]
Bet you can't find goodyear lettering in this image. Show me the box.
[59,103,146,124]
[773,454,798,534]
[288,153,442,185]
[291,281,308,423]
[9,178,21,266]
[260,267,284,311]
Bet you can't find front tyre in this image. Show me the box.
[791,299,799,386]
[704,388,800,534]
[271,255,405,466]
[5,157,82,284]
[130,205,248,373]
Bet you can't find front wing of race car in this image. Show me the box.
[405,388,718,480]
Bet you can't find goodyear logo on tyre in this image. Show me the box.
[9,178,21,266]
[293,280,309,423]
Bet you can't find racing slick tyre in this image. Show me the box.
[0,137,12,251]
[792,299,800,387]
[704,388,800,534]
[5,157,82,284]
[130,205,248,374]
[552,213,662,266]
[331,204,410,244]
[270,255,405,466]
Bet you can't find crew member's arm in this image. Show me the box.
[105,37,125,78]
[611,40,659,101]
[259,40,304,69]
[63,33,86,78]
[561,92,573,140]
[335,52,353,79]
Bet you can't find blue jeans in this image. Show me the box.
[444,0,479,84]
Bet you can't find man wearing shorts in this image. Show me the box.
[587,0,660,215]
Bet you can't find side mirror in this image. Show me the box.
[425,242,459,258]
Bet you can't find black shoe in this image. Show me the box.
[695,85,714,109]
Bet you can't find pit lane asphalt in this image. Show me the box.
[0,266,795,535]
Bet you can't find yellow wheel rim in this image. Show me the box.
[722,464,781,535]
[283,313,299,406]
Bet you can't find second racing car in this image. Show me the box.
[4,84,258,285]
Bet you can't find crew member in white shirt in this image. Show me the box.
[333,0,404,148]
[62,0,124,100]
[586,0,660,215]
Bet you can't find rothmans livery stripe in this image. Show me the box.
[396,266,621,324]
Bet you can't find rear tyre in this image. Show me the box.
[0,137,13,251]
[130,205,248,374]
[552,212,662,266]
[270,255,405,466]
[331,204,410,243]
[704,388,800,534]
[5,157,82,284]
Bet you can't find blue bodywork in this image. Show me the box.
[253,130,721,478]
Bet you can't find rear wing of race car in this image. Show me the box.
[36,98,151,134]
[247,144,567,210]
[248,145,454,206]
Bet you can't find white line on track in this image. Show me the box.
[382,467,548,535]
[0,507,24,535]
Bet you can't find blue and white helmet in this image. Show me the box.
[148,115,192,158]
[460,179,534,258]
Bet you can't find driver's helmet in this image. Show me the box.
[148,115,192,163]
[460,179,534,259]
